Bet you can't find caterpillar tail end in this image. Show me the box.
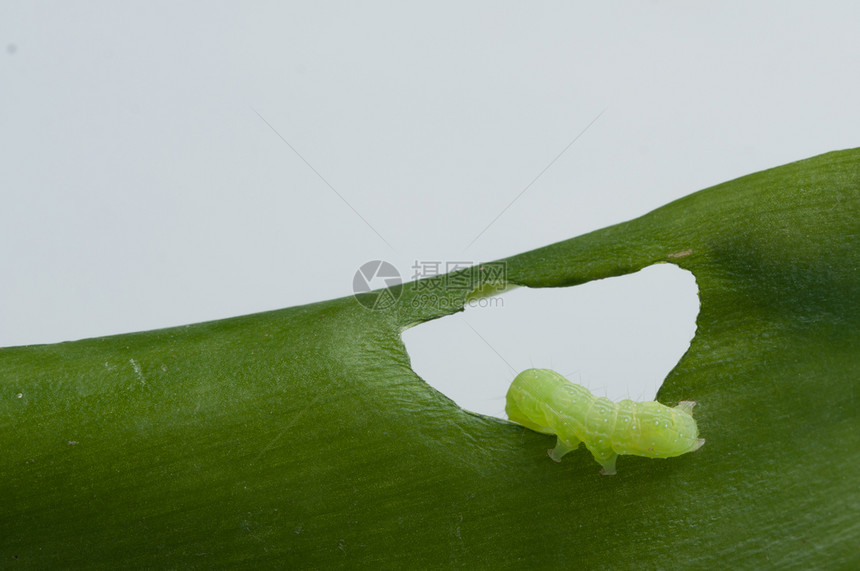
[675,400,697,416]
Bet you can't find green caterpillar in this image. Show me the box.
[506,368,705,475]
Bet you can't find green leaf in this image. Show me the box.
[2,149,858,568]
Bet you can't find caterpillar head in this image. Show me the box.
[505,369,564,435]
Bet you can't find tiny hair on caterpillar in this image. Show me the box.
[506,368,705,475]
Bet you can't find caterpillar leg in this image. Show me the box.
[547,437,580,462]
[597,453,619,476]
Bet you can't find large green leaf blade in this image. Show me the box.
[2,149,858,568]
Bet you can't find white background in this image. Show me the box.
[2,2,858,416]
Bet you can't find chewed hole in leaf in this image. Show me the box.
[402,264,700,418]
